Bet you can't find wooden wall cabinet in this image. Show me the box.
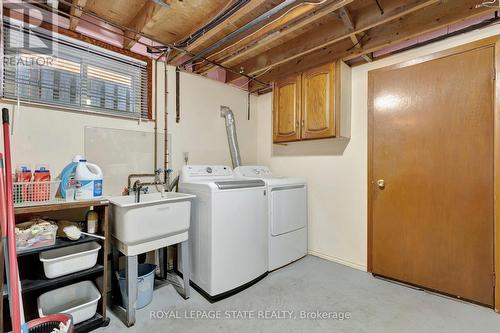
[273,61,351,144]
[273,74,302,142]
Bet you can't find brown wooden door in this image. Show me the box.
[273,74,301,143]
[369,46,495,306]
[301,63,336,139]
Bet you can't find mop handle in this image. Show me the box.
[0,153,7,237]
[3,108,24,333]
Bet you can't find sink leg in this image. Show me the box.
[159,247,168,280]
[181,240,190,299]
[111,246,120,304]
[125,255,138,327]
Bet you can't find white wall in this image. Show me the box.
[0,62,255,196]
[256,24,500,271]
[163,64,258,176]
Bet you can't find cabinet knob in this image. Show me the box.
[376,179,385,189]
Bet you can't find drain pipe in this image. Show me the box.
[220,106,242,168]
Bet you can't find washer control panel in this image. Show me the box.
[182,165,233,178]
[235,166,273,177]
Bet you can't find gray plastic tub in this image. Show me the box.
[118,263,156,309]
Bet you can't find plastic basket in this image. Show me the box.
[16,220,58,251]
[13,180,61,205]
[27,313,74,333]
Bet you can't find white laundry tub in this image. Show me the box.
[109,192,195,255]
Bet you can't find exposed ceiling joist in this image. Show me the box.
[180,0,327,68]
[339,6,371,63]
[168,0,271,64]
[195,0,352,75]
[226,0,439,82]
[123,0,164,50]
[338,6,354,31]
[251,0,496,87]
[68,0,87,31]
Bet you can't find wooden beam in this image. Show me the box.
[339,7,372,63]
[253,0,496,84]
[338,6,354,31]
[226,0,439,82]
[123,0,163,50]
[195,0,352,74]
[68,0,87,31]
[168,0,273,64]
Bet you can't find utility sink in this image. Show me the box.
[109,192,195,256]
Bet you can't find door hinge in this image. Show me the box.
[494,272,496,288]
[264,190,266,196]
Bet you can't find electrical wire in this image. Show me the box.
[232,66,273,89]
[476,0,499,8]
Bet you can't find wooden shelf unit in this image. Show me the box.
[2,200,110,332]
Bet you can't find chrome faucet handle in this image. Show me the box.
[132,180,141,190]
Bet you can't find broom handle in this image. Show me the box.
[3,108,25,333]
[0,153,14,320]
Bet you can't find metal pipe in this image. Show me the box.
[176,67,180,123]
[153,58,158,168]
[168,175,179,192]
[174,0,251,48]
[180,0,301,67]
[220,106,242,168]
[164,55,169,184]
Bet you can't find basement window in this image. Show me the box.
[2,19,149,119]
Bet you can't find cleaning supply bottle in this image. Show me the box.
[33,166,51,201]
[60,155,84,198]
[86,208,98,234]
[15,164,32,203]
[74,160,103,200]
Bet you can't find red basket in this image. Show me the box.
[27,314,74,333]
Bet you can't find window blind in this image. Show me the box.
[2,20,149,119]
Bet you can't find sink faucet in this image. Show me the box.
[132,180,148,203]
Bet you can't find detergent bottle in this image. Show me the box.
[60,155,84,198]
[74,160,103,200]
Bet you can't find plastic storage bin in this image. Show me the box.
[118,264,156,309]
[39,242,101,278]
[38,281,101,325]
[16,220,58,251]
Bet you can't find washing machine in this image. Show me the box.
[235,166,307,271]
[178,165,268,302]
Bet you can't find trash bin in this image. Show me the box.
[118,263,157,310]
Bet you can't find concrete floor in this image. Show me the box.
[98,255,500,333]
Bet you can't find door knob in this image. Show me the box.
[376,179,385,189]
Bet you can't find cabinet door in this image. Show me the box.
[273,74,301,143]
[301,63,336,139]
